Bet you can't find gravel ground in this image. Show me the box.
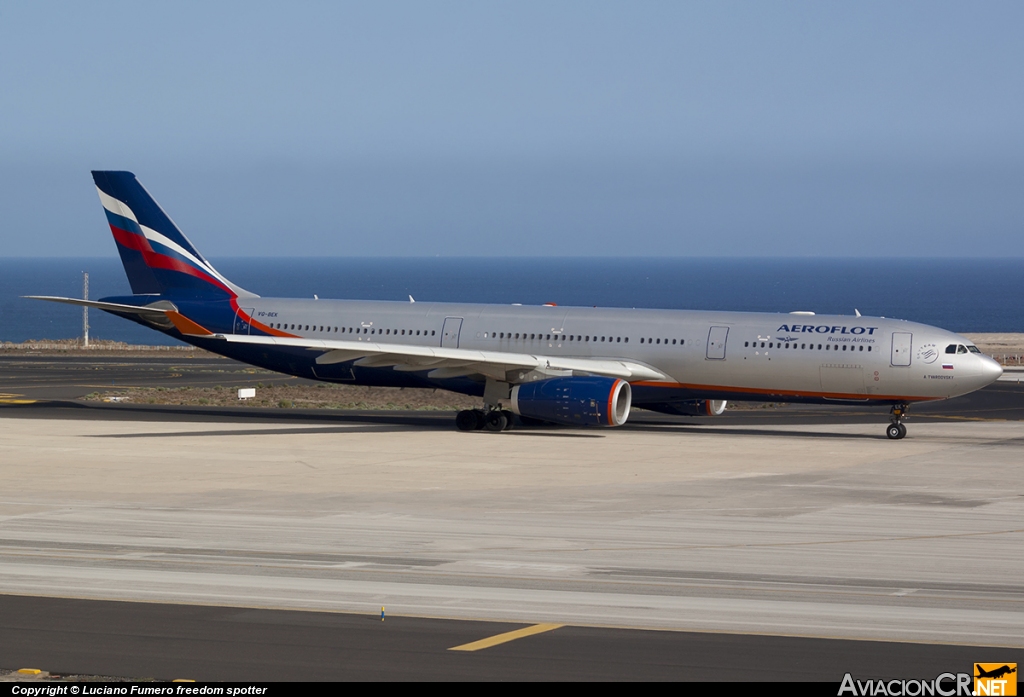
[83,382,482,411]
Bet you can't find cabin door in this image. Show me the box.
[706,326,729,359]
[233,307,255,335]
[441,317,463,348]
[891,332,912,366]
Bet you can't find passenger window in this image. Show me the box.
[769,343,773,348]
[431,330,436,336]
[868,346,871,351]
[745,342,749,347]
[617,337,621,343]
[859,345,863,351]
[640,338,644,344]
[624,337,629,343]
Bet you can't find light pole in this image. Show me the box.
[82,271,89,348]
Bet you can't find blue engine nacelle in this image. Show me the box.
[509,376,632,427]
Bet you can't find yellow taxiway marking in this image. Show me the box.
[0,393,36,404]
[449,623,563,652]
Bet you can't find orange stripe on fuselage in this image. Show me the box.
[228,300,298,338]
[630,380,939,403]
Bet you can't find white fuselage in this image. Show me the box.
[230,298,1002,404]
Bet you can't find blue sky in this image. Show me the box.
[1,1,1022,257]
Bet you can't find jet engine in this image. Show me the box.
[509,376,631,427]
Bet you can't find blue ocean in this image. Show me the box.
[1,257,1022,345]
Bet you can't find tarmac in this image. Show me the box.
[0,354,1021,680]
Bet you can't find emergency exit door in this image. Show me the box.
[707,326,729,359]
[441,317,463,348]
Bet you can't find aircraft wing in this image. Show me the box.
[216,333,672,382]
[25,295,672,382]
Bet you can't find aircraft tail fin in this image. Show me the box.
[91,171,255,300]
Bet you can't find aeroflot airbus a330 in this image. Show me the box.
[30,171,1003,439]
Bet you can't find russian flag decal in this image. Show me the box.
[942,364,954,370]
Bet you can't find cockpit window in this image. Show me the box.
[967,345,981,353]
[957,345,969,354]
[945,344,957,354]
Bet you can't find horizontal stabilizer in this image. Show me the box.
[24,296,171,317]
[25,296,213,337]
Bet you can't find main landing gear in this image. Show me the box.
[886,404,909,440]
[455,408,514,432]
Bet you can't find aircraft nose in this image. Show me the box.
[981,355,1003,384]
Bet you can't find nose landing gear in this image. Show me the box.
[886,404,908,440]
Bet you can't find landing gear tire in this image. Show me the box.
[484,410,508,432]
[456,409,482,432]
[501,410,515,430]
[887,404,909,440]
[886,423,907,440]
